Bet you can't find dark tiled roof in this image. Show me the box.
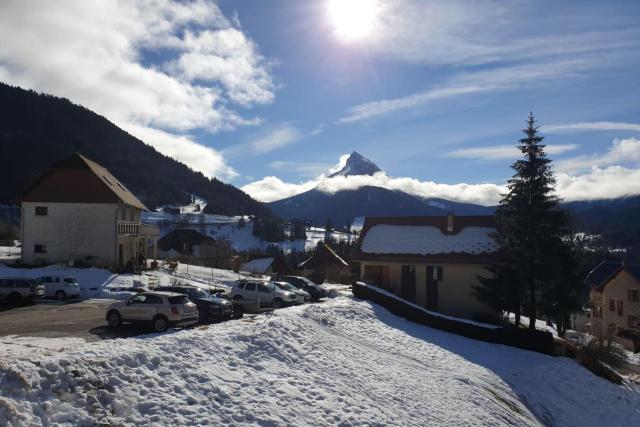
[18,152,147,210]
[158,228,215,252]
[585,261,624,290]
[298,241,348,269]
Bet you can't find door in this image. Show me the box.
[401,265,416,302]
[426,265,441,311]
[122,294,148,320]
[118,244,124,268]
[257,283,275,306]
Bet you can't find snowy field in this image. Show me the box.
[142,211,353,253]
[1,292,639,426]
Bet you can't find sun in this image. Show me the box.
[328,0,378,41]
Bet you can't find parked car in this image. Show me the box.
[273,281,310,304]
[106,291,199,332]
[36,276,80,300]
[231,280,298,308]
[156,285,234,322]
[0,277,45,304]
[277,275,328,301]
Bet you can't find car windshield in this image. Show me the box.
[190,289,210,299]
[275,282,295,291]
[63,278,77,283]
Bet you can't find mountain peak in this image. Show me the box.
[328,151,382,177]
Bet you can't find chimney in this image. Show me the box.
[446,212,454,233]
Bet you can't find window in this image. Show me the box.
[628,315,639,328]
[35,206,48,216]
[593,306,603,318]
[245,283,256,292]
[129,295,146,304]
[145,295,163,304]
[237,283,245,290]
[34,244,47,254]
[609,299,616,311]
[168,295,189,305]
[431,266,443,281]
[628,289,639,302]
[616,299,624,316]
[258,283,272,293]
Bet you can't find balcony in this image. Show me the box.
[117,221,160,237]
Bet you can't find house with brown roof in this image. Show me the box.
[352,214,498,321]
[298,241,351,284]
[17,153,159,269]
[586,261,640,351]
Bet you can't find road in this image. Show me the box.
[0,299,149,342]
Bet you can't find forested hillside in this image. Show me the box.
[0,83,273,217]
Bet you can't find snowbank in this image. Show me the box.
[1,293,638,425]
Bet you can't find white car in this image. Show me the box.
[273,281,310,304]
[231,280,298,308]
[37,276,80,300]
[106,291,199,332]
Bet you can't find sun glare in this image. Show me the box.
[328,0,378,41]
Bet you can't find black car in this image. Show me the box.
[155,286,234,322]
[276,275,327,301]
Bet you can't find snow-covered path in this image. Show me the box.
[1,294,639,426]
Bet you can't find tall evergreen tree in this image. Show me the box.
[477,113,581,331]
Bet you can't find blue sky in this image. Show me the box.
[1,0,640,204]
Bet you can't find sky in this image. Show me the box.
[1,0,640,205]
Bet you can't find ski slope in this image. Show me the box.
[1,292,639,426]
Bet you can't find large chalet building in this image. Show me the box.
[17,153,159,270]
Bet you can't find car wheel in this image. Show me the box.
[152,315,169,332]
[7,293,21,306]
[55,290,66,301]
[107,311,122,327]
[273,298,283,309]
[232,305,244,319]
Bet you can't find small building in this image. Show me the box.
[240,256,291,275]
[298,241,350,284]
[158,228,217,258]
[352,215,497,321]
[586,261,640,351]
[17,152,159,269]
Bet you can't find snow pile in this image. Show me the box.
[361,225,497,254]
[2,294,639,425]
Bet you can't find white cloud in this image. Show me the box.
[556,138,640,173]
[543,122,640,134]
[0,0,275,178]
[446,144,577,160]
[556,166,640,201]
[241,176,318,203]
[244,139,640,205]
[226,124,302,157]
[356,1,639,66]
[339,60,587,123]
[268,161,333,177]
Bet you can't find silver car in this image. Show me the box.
[273,281,310,304]
[37,276,80,300]
[106,291,199,332]
[231,280,298,308]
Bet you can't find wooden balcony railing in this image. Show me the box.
[118,221,160,237]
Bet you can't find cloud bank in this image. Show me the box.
[244,139,640,205]
[0,0,275,179]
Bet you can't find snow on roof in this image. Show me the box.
[361,225,497,255]
[240,257,275,274]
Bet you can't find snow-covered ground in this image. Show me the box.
[0,244,20,263]
[142,212,353,253]
[1,291,639,426]
[0,262,249,301]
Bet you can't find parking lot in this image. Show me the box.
[0,300,154,342]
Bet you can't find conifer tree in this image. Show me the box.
[477,113,581,331]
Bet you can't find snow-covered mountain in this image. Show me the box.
[328,151,382,177]
[269,152,493,226]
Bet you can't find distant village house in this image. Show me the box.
[298,241,351,284]
[586,261,640,351]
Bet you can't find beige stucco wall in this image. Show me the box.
[590,271,640,349]
[359,260,494,320]
[22,202,118,266]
